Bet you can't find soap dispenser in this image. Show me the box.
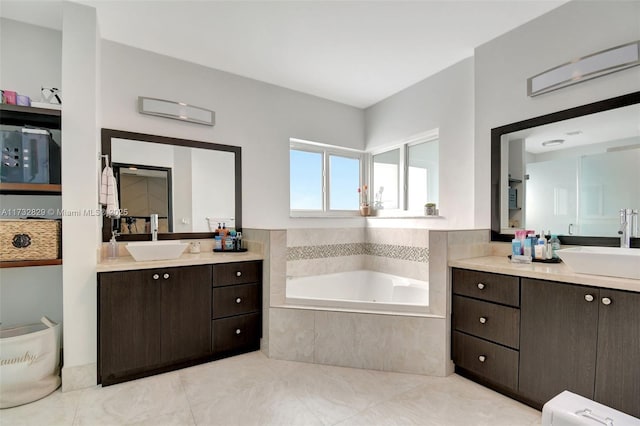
[108,231,119,259]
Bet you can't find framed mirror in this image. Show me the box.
[491,91,640,247]
[101,128,242,242]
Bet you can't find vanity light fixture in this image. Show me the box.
[138,96,215,126]
[542,139,565,147]
[527,40,640,97]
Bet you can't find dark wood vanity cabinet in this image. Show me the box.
[451,269,520,392]
[99,265,212,385]
[452,268,640,418]
[518,278,599,405]
[594,289,640,418]
[212,261,262,356]
[99,261,262,386]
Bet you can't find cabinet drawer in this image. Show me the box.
[213,283,261,319]
[213,261,260,287]
[452,331,519,391]
[452,268,520,307]
[212,312,260,354]
[453,295,520,349]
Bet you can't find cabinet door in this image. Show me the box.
[594,289,640,418]
[519,278,599,406]
[160,265,212,363]
[99,270,162,384]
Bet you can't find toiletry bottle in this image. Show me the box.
[108,231,119,258]
[512,239,521,257]
[535,239,545,259]
[549,235,561,259]
[214,235,222,251]
[236,232,242,250]
[523,238,532,257]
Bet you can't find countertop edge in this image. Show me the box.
[97,252,264,272]
[449,256,640,293]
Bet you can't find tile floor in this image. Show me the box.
[1,351,542,426]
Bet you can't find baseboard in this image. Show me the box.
[61,363,97,392]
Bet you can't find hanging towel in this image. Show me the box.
[100,166,120,219]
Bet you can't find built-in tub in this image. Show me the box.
[286,270,429,315]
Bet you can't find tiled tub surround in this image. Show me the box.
[268,227,449,375]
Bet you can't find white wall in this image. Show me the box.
[364,58,475,229]
[0,18,62,101]
[100,41,365,230]
[60,2,100,387]
[474,0,640,228]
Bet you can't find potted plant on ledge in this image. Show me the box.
[358,185,370,216]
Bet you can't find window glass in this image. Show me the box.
[329,155,360,210]
[373,149,399,209]
[407,141,439,211]
[290,149,323,210]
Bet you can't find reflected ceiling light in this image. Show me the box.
[527,40,640,97]
[542,139,565,147]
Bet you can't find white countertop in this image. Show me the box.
[449,256,640,293]
[97,251,263,273]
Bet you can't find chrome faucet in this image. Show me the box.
[618,208,637,248]
[150,214,159,242]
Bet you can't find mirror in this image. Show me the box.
[491,91,640,246]
[101,129,241,242]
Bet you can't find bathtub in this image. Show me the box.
[286,270,429,315]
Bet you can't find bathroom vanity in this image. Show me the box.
[450,257,640,418]
[97,254,262,386]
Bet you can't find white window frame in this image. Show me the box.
[369,129,439,214]
[290,138,365,217]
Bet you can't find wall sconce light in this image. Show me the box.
[138,96,215,126]
[527,40,640,97]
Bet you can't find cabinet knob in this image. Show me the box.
[236,297,242,304]
[478,355,486,363]
[601,297,612,306]
[163,273,170,279]
[236,271,242,277]
[584,294,594,302]
[479,317,487,324]
[477,283,485,290]
[235,328,242,335]
[153,274,159,280]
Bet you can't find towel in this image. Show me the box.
[100,166,120,219]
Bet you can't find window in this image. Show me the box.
[372,149,400,210]
[290,139,363,215]
[371,130,439,213]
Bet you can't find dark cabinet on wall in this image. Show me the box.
[98,261,262,386]
[451,268,640,418]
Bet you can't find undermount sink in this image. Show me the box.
[126,241,189,262]
[556,246,640,280]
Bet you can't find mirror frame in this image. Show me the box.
[491,91,640,248]
[101,128,242,242]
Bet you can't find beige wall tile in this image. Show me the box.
[268,308,315,362]
[314,311,358,368]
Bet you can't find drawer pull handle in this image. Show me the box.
[478,355,486,363]
[477,283,485,290]
[236,297,242,304]
[584,294,594,302]
[235,328,242,335]
[479,317,487,324]
[153,274,159,280]
[236,271,242,277]
[601,297,612,306]
[163,273,170,279]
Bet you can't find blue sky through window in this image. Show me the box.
[290,149,322,210]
